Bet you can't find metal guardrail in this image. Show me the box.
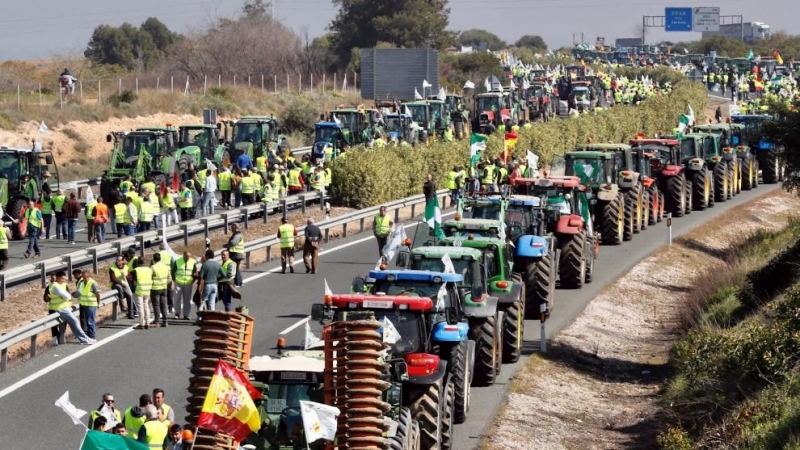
[0,188,450,372]
[0,190,327,299]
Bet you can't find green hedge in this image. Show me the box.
[331,80,707,208]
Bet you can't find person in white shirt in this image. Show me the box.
[202,169,217,217]
[47,270,95,345]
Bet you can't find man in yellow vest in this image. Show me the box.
[445,166,462,205]
[131,259,153,329]
[278,217,297,273]
[24,200,42,259]
[114,199,127,239]
[124,394,152,439]
[226,224,245,286]
[172,250,196,320]
[0,221,9,271]
[255,153,268,179]
[110,255,135,318]
[40,190,54,239]
[240,168,256,205]
[150,253,172,327]
[152,388,174,424]
[138,191,155,232]
[47,270,94,345]
[219,250,237,312]
[373,206,393,259]
[88,393,122,429]
[73,269,100,339]
[310,166,325,192]
[52,188,67,239]
[287,164,305,195]
[178,181,193,222]
[218,167,232,209]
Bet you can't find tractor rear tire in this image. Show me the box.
[523,256,554,318]
[410,380,444,450]
[713,163,727,203]
[559,231,586,289]
[666,175,686,217]
[763,153,779,184]
[468,316,499,387]
[501,289,524,364]
[599,194,624,245]
[440,379,455,450]
[390,407,413,450]
[647,186,658,226]
[8,198,27,240]
[585,237,595,283]
[728,160,738,196]
[692,170,709,211]
[658,191,665,222]
[742,158,755,190]
[641,190,650,231]
[447,341,470,423]
[623,187,638,241]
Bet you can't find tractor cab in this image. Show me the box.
[229,116,287,162]
[731,114,773,150]
[0,146,60,239]
[512,176,589,233]
[383,113,414,144]
[176,124,227,171]
[401,101,433,142]
[474,92,507,130]
[311,122,342,161]
[629,138,682,172]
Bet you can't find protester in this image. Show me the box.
[202,169,217,216]
[303,218,322,274]
[137,405,168,447]
[110,255,135,318]
[24,200,42,259]
[150,253,171,327]
[278,217,297,274]
[46,270,94,345]
[153,388,174,423]
[74,268,100,340]
[64,192,81,244]
[131,259,153,330]
[89,393,122,428]
[198,249,221,312]
[0,221,10,271]
[218,250,237,312]
[111,423,127,435]
[124,394,152,439]
[373,206,393,259]
[93,196,109,243]
[92,416,108,431]
[226,224,245,287]
[172,251,197,320]
[165,424,185,450]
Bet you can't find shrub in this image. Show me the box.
[108,89,137,107]
[282,97,318,135]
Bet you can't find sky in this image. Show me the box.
[1,0,798,60]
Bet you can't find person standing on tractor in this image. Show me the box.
[24,200,42,259]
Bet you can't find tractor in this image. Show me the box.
[227,116,289,166]
[354,269,475,423]
[401,101,435,144]
[472,86,526,134]
[695,123,751,198]
[311,294,456,450]
[731,114,779,184]
[524,82,556,122]
[512,176,599,288]
[174,124,229,173]
[328,105,381,147]
[558,144,643,244]
[0,146,60,239]
[99,129,176,200]
[310,122,343,162]
[383,112,416,145]
[629,138,690,217]
[683,132,729,207]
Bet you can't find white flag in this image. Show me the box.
[686,104,696,126]
[382,226,407,262]
[342,73,348,91]
[205,158,218,172]
[404,105,412,117]
[435,283,447,310]
[84,186,95,205]
[324,278,333,296]
[498,221,507,241]
[441,253,455,274]
[484,77,491,92]
[437,87,446,101]
[422,79,432,89]
[38,121,49,134]
[463,80,475,90]
[381,316,401,344]
[414,88,423,100]
[300,400,340,443]
[304,320,321,350]
[55,391,88,427]
[526,150,539,177]
[333,114,341,126]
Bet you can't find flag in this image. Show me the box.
[55,391,88,427]
[205,158,218,172]
[526,150,539,177]
[79,430,149,450]
[425,192,444,240]
[304,320,321,350]
[746,49,754,61]
[342,73,347,91]
[677,114,691,136]
[470,133,488,167]
[381,316,401,344]
[484,77,491,92]
[503,131,518,163]
[435,283,447,309]
[422,80,432,89]
[300,401,340,444]
[383,226,407,262]
[437,87,446,101]
[441,253,455,274]
[85,186,95,205]
[38,121,49,134]
[332,114,342,126]
[198,360,262,442]
[463,80,475,90]
[774,49,784,65]
[404,105,412,117]
[324,278,333,296]
[686,104,696,126]
[414,88,423,100]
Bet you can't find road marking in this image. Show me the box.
[279,316,310,335]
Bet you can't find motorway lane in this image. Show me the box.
[0,184,782,450]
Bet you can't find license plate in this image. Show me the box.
[281,371,307,380]
[267,399,287,413]
[364,300,393,309]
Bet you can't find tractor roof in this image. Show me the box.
[577,143,631,151]
[315,122,340,128]
[410,246,483,259]
[512,176,582,189]
[441,235,506,247]
[0,146,38,153]
[730,114,772,121]
[508,195,542,207]
[331,108,361,113]
[328,294,433,311]
[179,124,216,129]
[629,138,679,146]
[402,101,428,106]
[368,270,463,283]
[566,150,614,159]
[693,124,732,132]
[445,218,503,231]
[238,116,278,122]
[249,355,324,374]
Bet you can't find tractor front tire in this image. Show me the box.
[502,284,524,364]
[390,407,414,450]
[692,170,709,211]
[763,153,779,184]
[666,175,686,217]
[559,231,587,289]
[469,316,499,387]
[623,187,638,241]
[8,198,27,240]
[410,379,445,450]
[599,194,624,245]
[742,158,755,190]
[523,255,554,318]
[447,341,470,424]
[713,163,727,203]
[440,379,455,450]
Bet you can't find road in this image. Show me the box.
[0,183,781,450]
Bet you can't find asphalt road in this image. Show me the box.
[0,183,782,450]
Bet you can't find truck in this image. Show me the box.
[0,146,60,239]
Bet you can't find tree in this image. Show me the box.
[328,0,454,68]
[141,17,179,50]
[458,29,506,50]
[514,35,547,51]
[763,108,800,192]
[84,18,179,70]
[242,0,269,18]
[688,35,748,57]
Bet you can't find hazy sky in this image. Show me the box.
[2,0,798,60]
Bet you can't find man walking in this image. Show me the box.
[150,253,171,327]
[198,249,221,312]
[423,173,436,204]
[373,206,393,259]
[23,200,42,259]
[46,270,94,345]
[0,221,10,271]
[52,188,66,239]
[40,190,54,239]
[85,195,97,243]
[130,259,153,330]
[303,218,322,274]
[64,192,81,244]
[218,250,237,312]
[110,255,134,318]
[278,217,297,274]
[125,196,138,236]
[202,169,217,216]
[178,181,193,222]
[172,251,196,320]
[74,269,100,340]
[93,196,109,243]
[218,167,232,209]
[226,224,245,287]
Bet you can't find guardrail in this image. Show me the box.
[0,190,327,299]
[0,188,450,372]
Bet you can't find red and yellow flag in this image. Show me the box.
[774,49,784,65]
[503,131,518,163]
[198,360,263,442]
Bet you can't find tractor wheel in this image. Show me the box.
[599,194,624,245]
[585,236,595,283]
[692,170,710,211]
[742,158,755,190]
[8,198,28,240]
[684,175,693,215]
[658,191,665,222]
[647,186,658,226]
[763,153,779,184]
[728,160,737,198]
[713,163,727,203]
[440,379,455,450]
[410,420,421,450]
[389,407,414,450]
[666,175,685,217]
[623,187,638,241]
[523,255,554,318]
[446,341,470,423]
[559,231,586,289]
[410,379,444,450]
[641,190,650,231]
[468,315,499,387]
[753,160,759,188]
[501,288,524,364]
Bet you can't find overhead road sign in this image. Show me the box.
[665,8,693,32]
[693,7,720,32]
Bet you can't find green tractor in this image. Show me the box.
[227,116,289,166]
[328,106,381,146]
[683,132,728,207]
[694,123,756,194]
[99,129,177,200]
[174,124,230,173]
[401,101,435,144]
[0,146,60,239]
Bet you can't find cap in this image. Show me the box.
[181,429,194,442]
[43,171,51,177]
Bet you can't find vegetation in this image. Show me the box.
[440,52,504,92]
[763,108,800,193]
[84,18,179,71]
[458,29,507,51]
[514,35,548,52]
[672,32,800,60]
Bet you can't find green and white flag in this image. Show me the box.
[677,114,690,136]
[79,430,149,450]
[425,194,445,240]
[470,133,488,167]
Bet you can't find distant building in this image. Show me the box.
[615,37,644,47]
[702,22,770,43]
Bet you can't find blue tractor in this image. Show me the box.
[731,114,784,184]
[311,122,343,162]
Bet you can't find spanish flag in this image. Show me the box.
[774,49,784,65]
[503,131,518,163]
[198,360,263,442]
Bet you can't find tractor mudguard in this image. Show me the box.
[555,214,584,235]
[642,177,656,189]
[721,147,735,161]
[405,361,448,385]
[617,171,639,190]
[431,321,470,342]
[660,165,682,177]
[515,235,548,258]
[467,340,476,381]
[491,281,522,305]
[736,146,751,159]
[596,186,619,202]
[463,296,499,317]
[687,159,705,172]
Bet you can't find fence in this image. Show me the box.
[0,189,451,372]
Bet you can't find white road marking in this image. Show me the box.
[279,316,311,335]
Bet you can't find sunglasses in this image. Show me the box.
[105,399,115,403]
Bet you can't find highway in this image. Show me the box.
[0,183,781,450]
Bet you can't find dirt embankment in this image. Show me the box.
[482,189,800,450]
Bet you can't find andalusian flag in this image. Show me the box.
[425,194,444,240]
[198,360,263,442]
[503,131,518,163]
[746,49,754,61]
[469,133,488,167]
[79,430,148,450]
[676,114,691,137]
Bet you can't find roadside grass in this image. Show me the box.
[659,218,800,449]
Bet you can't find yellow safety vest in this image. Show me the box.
[251,173,262,191]
[41,196,54,215]
[179,188,193,209]
[324,168,331,187]
[26,207,42,228]
[374,214,391,236]
[198,170,207,189]
[52,194,66,211]
[481,166,496,185]
[270,175,281,195]
[48,282,72,310]
[288,169,301,187]
[279,223,295,248]
[159,251,173,268]
[0,227,7,250]
[161,194,175,211]
[151,262,170,291]
[311,172,324,191]
[139,201,155,223]
[134,267,153,296]
[240,176,255,194]
[90,409,122,425]
[230,234,245,254]
[219,172,231,191]
[125,203,137,224]
[174,257,196,285]
[256,156,267,173]
[126,191,139,202]
[110,265,129,287]
[114,203,128,224]
[120,180,133,193]
[141,182,156,196]
[124,408,147,439]
[77,278,98,307]
[220,259,236,283]
[445,171,458,190]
